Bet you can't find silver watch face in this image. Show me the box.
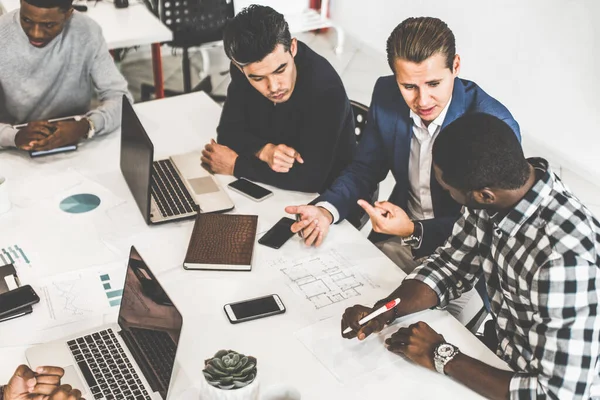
[436,343,456,357]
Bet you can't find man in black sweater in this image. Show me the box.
[201,5,355,193]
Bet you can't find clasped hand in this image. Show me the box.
[15,120,88,151]
[4,364,84,400]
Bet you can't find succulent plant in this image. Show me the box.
[203,350,257,390]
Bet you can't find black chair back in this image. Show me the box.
[160,0,234,48]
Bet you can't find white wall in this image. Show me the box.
[330,0,600,181]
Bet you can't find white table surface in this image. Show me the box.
[0,0,172,49]
[0,92,509,399]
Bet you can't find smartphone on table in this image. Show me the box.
[224,294,286,324]
[228,178,273,201]
[30,145,78,158]
[0,285,40,320]
[258,217,296,249]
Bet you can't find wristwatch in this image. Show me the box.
[84,117,96,139]
[401,221,423,248]
[433,342,460,374]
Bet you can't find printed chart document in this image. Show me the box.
[0,262,125,346]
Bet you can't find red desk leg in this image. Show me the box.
[151,43,165,99]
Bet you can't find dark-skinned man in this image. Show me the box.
[342,113,600,399]
[0,0,131,152]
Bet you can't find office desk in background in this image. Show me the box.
[0,0,172,98]
[0,93,510,399]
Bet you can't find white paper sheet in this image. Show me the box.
[294,316,405,383]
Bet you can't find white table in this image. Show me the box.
[0,92,509,399]
[0,0,172,98]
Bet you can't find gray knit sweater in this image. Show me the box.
[0,10,132,147]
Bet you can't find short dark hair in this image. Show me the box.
[433,113,529,191]
[386,17,456,73]
[223,4,292,66]
[23,0,73,11]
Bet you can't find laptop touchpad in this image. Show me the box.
[63,364,87,394]
[188,177,219,195]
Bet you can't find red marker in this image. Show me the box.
[343,298,401,335]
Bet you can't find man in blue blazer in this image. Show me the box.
[287,17,520,283]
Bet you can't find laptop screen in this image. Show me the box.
[118,246,183,399]
[120,96,153,224]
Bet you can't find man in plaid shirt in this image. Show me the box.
[342,113,600,399]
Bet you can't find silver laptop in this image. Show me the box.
[27,246,183,400]
[120,96,234,224]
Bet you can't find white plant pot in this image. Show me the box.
[198,375,260,400]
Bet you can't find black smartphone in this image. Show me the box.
[224,294,285,324]
[30,145,77,158]
[228,178,273,201]
[258,217,296,249]
[0,285,40,318]
[0,305,33,323]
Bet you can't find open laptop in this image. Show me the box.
[120,96,234,224]
[27,246,183,400]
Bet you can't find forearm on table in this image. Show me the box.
[445,353,512,400]
[386,279,439,318]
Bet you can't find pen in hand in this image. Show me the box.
[295,214,304,238]
[343,298,401,335]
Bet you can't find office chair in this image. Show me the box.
[345,100,380,231]
[141,0,233,101]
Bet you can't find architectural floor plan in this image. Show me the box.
[268,250,378,309]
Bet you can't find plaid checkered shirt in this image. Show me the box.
[407,158,600,399]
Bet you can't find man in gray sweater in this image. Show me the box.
[0,0,132,151]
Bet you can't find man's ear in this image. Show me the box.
[472,188,496,205]
[452,54,461,77]
[290,38,298,58]
[65,7,74,18]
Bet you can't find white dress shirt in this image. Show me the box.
[406,98,451,220]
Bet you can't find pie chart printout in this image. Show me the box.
[59,194,101,214]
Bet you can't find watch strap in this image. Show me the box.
[401,221,423,248]
[85,117,96,139]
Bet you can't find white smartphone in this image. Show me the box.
[224,294,285,324]
[227,178,273,202]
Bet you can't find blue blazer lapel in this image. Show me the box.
[441,77,468,130]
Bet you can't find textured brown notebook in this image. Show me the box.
[183,213,258,271]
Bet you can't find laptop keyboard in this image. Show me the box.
[67,329,151,400]
[125,327,177,392]
[151,159,197,218]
